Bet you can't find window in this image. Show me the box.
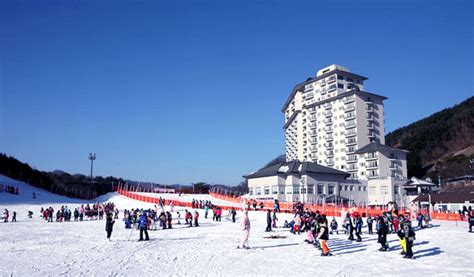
[301,186,307,194]
[256,187,262,195]
[286,186,293,194]
[394,186,399,195]
[307,185,314,194]
[358,186,362,191]
[279,186,285,194]
[337,75,344,80]
[272,186,278,195]
[338,83,344,89]
[293,186,300,194]
[328,185,335,195]
[264,186,270,195]
[350,185,354,191]
[381,186,388,194]
[317,184,324,194]
[344,185,348,191]
[369,186,376,194]
[249,188,254,195]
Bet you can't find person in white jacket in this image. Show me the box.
[238,209,251,249]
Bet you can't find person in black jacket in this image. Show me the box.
[468,210,474,232]
[377,216,389,251]
[403,220,416,259]
[230,208,237,223]
[346,214,355,240]
[265,210,272,232]
[105,213,115,241]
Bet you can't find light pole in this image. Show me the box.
[88,153,96,183]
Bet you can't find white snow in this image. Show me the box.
[1,175,473,276]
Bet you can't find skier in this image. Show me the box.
[28,211,33,218]
[397,216,407,256]
[238,209,251,249]
[188,211,193,227]
[194,211,199,227]
[177,211,181,225]
[105,212,115,241]
[294,213,302,234]
[423,213,431,228]
[12,211,17,222]
[330,217,338,235]
[317,218,331,256]
[138,212,150,241]
[204,205,209,219]
[185,210,190,224]
[403,220,416,259]
[367,215,374,234]
[265,210,272,232]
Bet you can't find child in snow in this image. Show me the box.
[316,218,331,256]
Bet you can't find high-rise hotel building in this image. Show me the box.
[282,65,408,205]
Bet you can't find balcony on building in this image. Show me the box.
[325,126,333,133]
[309,114,317,121]
[346,138,357,146]
[367,132,376,138]
[346,147,356,154]
[326,143,334,149]
[366,105,374,112]
[347,155,358,163]
[324,103,332,110]
[368,173,379,179]
[343,96,355,104]
[327,75,336,84]
[309,122,317,129]
[366,153,378,160]
[326,159,335,166]
[344,121,356,129]
[389,162,397,169]
[326,134,334,141]
[324,118,332,125]
[344,113,355,120]
[344,104,356,112]
[367,115,374,121]
[345,130,356,137]
[367,123,375,130]
[310,130,317,136]
[324,110,333,117]
[310,138,317,145]
[347,165,358,171]
[366,162,378,169]
[326,151,334,157]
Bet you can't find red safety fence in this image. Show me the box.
[118,189,467,221]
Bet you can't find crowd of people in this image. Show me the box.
[0,185,19,195]
[39,202,117,222]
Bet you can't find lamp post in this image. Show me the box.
[88,153,96,183]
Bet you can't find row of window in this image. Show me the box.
[249,184,368,196]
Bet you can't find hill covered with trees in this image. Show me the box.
[385,96,474,180]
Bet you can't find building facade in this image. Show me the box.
[244,160,368,204]
[281,65,409,206]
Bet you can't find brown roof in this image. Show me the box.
[413,190,474,203]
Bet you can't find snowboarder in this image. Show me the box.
[238,209,250,249]
[265,210,272,232]
[105,213,115,240]
[138,212,150,241]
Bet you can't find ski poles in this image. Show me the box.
[128,223,137,241]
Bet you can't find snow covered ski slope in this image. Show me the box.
[1,175,473,276]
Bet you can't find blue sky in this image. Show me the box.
[0,0,472,185]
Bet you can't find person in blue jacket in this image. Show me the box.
[138,212,150,241]
[354,215,363,242]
